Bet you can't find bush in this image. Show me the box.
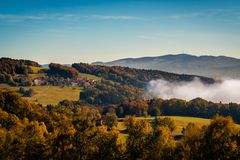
[153,117,176,132]
[18,88,35,97]
[104,113,118,128]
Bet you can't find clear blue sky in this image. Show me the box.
[0,0,239,64]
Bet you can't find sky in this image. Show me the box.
[0,0,240,64]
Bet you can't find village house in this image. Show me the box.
[33,78,47,86]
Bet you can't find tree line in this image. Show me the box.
[0,58,40,86]
[79,80,240,123]
[147,98,240,123]
[47,63,79,79]
[80,80,143,105]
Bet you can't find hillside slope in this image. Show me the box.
[73,63,215,88]
[93,54,240,78]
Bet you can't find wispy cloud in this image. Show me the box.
[169,12,204,19]
[57,14,76,20]
[0,13,141,23]
[168,8,240,20]
[90,15,140,20]
[0,14,45,22]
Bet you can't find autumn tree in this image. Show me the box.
[178,123,205,160]
[201,116,240,159]
[146,126,175,160]
[179,116,240,160]
[104,113,118,128]
[125,116,152,159]
[153,117,176,132]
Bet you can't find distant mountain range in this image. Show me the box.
[92,54,240,79]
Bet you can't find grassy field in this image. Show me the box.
[28,73,46,79]
[117,116,240,142]
[24,86,82,106]
[30,66,43,73]
[0,70,103,105]
[0,84,82,106]
[29,65,102,81]
[136,116,212,135]
[78,72,102,81]
[27,72,102,81]
[118,116,211,134]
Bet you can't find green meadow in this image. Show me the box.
[0,84,82,106]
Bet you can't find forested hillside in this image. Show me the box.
[72,63,215,88]
[0,58,215,88]
[0,58,41,86]
[79,80,240,123]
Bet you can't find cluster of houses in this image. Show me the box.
[33,77,48,86]
[33,77,96,87]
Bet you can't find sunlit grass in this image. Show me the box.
[117,116,240,140]
[28,73,46,79]
[0,84,82,106]
[30,66,43,73]
[78,72,102,81]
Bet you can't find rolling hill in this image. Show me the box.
[93,54,240,78]
[72,62,215,88]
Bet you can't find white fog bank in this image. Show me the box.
[147,78,240,103]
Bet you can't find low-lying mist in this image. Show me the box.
[147,78,240,103]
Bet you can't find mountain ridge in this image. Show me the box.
[92,54,240,78]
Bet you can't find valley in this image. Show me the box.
[1,57,240,159]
